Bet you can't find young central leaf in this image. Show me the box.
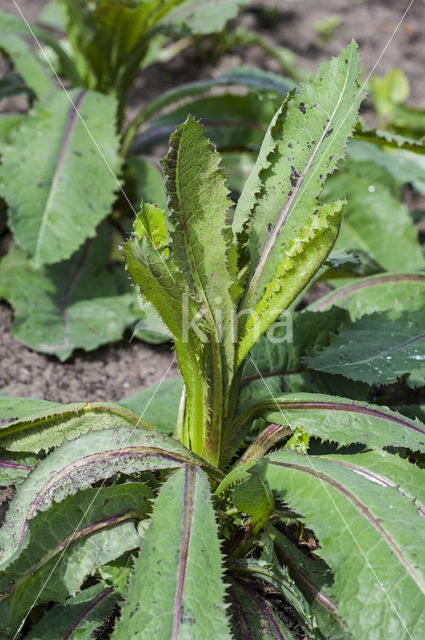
[160,116,241,461]
[162,115,240,355]
[234,41,363,361]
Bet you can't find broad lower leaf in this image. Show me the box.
[131,91,279,155]
[1,89,122,266]
[0,9,56,99]
[163,0,253,35]
[0,483,151,638]
[0,427,216,560]
[0,8,79,87]
[119,377,183,435]
[235,43,362,361]
[354,118,425,154]
[348,139,425,196]
[112,465,231,639]
[309,272,425,319]
[228,580,297,640]
[0,397,145,452]
[304,307,425,388]
[0,238,137,360]
[0,453,35,486]
[265,449,425,640]
[0,396,58,426]
[266,526,349,640]
[0,114,24,147]
[323,161,424,270]
[237,393,425,454]
[125,67,291,155]
[25,584,118,640]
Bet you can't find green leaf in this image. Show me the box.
[354,118,425,154]
[323,162,424,271]
[228,580,297,639]
[0,9,56,100]
[0,73,31,101]
[321,247,383,279]
[119,377,183,435]
[242,393,425,454]
[0,8,79,84]
[0,396,58,427]
[236,201,345,364]
[25,584,117,640]
[0,89,122,266]
[112,465,231,639]
[232,458,274,533]
[159,116,244,462]
[392,103,425,139]
[125,67,291,154]
[309,272,425,319]
[0,428,216,561]
[266,449,425,640]
[0,238,137,361]
[0,483,151,638]
[132,300,171,344]
[0,397,145,453]
[235,42,362,361]
[266,526,349,640]
[124,202,204,346]
[37,0,67,31]
[348,140,425,196]
[163,116,240,356]
[131,91,279,155]
[126,155,167,211]
[60,0,175,99]
[304,307,425,388]
[0,453,35,486]
[236,307,351,411]
[163,0,253,35]
[0,114,24,148]
[228,532,314,632]
[370,68,409,119]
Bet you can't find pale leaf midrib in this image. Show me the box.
[270,458,425,596]
[172,465,196,639]
[311,273,425,311]
[246,46,356,305]
[34,90,86,266]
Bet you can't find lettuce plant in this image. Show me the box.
[1,2,423,362]
[1,43,425,640]
[1,0,285,358]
